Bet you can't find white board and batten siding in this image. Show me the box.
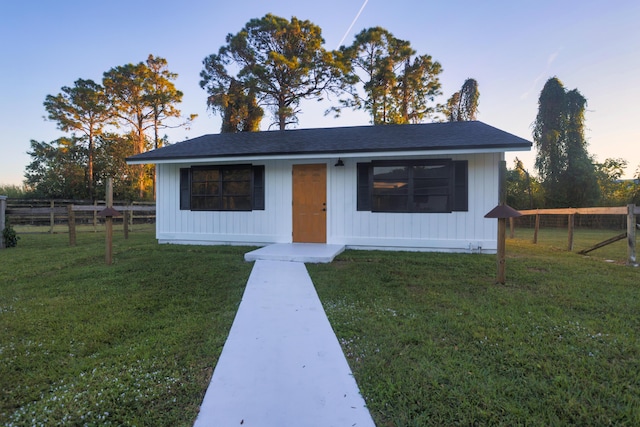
[329,153,500,253]
[155,152,501,253]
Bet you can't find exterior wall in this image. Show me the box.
[156,161,291,245]
[155,152,500,253]
[329,153,500,253]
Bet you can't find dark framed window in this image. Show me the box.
[180,165,265,211]
[357,159,468,213]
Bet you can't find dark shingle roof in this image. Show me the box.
[127,121,531,163]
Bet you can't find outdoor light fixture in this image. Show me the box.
[335,158,344,167]
[485,203,522,284]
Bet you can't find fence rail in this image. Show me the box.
[514,204,638,266]
[1,198,155,237]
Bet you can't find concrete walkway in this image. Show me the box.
[193,254,375,426]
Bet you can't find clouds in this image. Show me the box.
[521,48,563,100]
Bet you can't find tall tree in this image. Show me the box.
[103,55,191,198]
[200,14,346,130]
[533,77,599,207]
[595,158,630,206]
[43,79,110,198]
[506,157,541,209]
[145,54,196,149]
[24,137,88,199]
[562,89,600,206]
[220,79,263,133]
[103,61,153,198]
[337,27,442,125]
[94,132,140,200]
[445,78,479,122]
[533,77,570,206]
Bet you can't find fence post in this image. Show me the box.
[533,212,540,244]
[68,205,76,246]
[0,195,7,249]
[567,214,575,251]
[49,200,55,234]
[509,217,515,239]
[123,209,129,239]
[93,200,98,232]
[628,204,637,266]
[105,178,113,265]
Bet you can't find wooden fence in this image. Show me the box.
[513,204,638,266]
[2,199,155,233]
[0,199,155,249]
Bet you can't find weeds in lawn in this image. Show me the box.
[0,232,252,426]
[309,242,640,426]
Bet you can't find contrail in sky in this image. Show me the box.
[337,0,370,49]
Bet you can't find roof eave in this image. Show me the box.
[126,144,531,165]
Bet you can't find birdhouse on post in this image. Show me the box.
[98,206,120,265]
[99,178,120,265]
[485,205,521,284]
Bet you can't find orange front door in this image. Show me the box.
[292,164,327,243]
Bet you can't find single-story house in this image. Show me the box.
[126,121,531,253]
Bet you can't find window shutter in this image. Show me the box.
[252,165,265,210]
[179,168,191,210]
[357,163,372,211]
[453,160,468,212]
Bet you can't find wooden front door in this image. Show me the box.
[292,164,327,243]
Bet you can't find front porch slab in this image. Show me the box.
[244,243,345,263]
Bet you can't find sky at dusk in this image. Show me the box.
[1,0,639,185]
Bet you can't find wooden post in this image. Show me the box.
[68,205,76,246]
[628,204,637,266]
[93,200,98,232]
[123,209,129,239]
[49,200,55,234]
[497,160,506,284]
[533,212,540,244]
[105,178,114,265]
[509,217,515,239]
[0,195,7,249]
[567,214,575,251]
[497,217,506,283]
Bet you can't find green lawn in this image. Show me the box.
[1,230,638,426]
[0,232,252,426]
[308,236,640,426]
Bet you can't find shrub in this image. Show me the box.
[2,220,19,248]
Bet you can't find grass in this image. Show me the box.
[512,226,636,264]
[2,228,638,426]
[0,232,252,426]
[308,234,640,426]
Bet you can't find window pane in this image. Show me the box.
[413,195,449,212]
[204,196,221,210]
[373,195,408,212]
[191,197,205,210]
[373,181,409,195]
[414,178,449,194]
[224,196,252,211]
[223,180,250,196]
[414,164,448,178]
[191,196,221,210]
[373,166,409,180]
[192,182,206,195]
[192,182,219,196]
[373,166,409,210]
[223,168,251,181]
[208,182,220,195]
[192,169,219,182]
